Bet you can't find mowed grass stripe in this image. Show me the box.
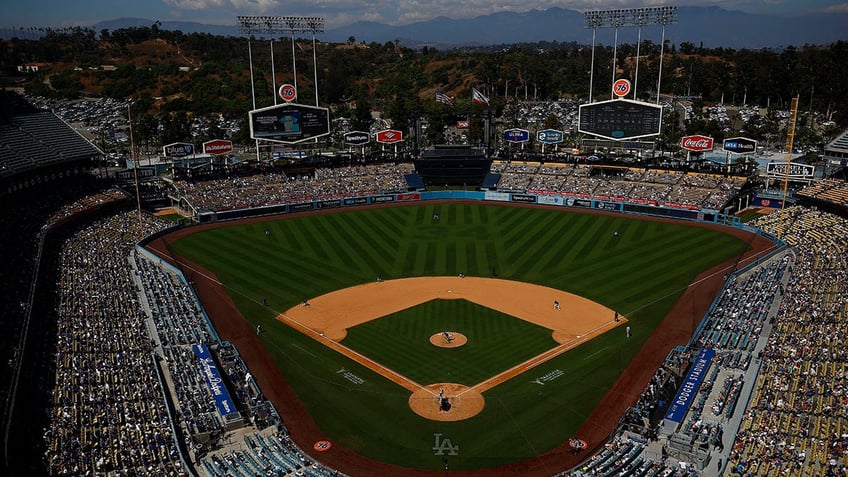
[503,209,563,265]
[360,208,405,244]
[511,214,582,275]
[331,213,394,273]
[556,214,607,265]
[168,203,752,470]
[576,230,739,294]
[499,207,541,244]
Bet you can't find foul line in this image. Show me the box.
[458,319,622,398]
[278,311,429,395]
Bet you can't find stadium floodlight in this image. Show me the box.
[583,6,678,104]
[583,6,678,29]
[237,16,324,35]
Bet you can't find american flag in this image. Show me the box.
[435,91,454,106]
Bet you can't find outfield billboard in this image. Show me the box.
[163,142,194,158]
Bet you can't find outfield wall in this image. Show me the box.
[195,190,733,226]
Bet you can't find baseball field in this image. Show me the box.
[155,202,765,474]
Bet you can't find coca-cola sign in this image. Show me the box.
[680,135,714,152]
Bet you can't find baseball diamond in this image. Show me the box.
[151,201,774,475]
[278,276,627,421]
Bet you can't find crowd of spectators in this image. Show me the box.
[173,163,414,212]
[566,433,699,477]
[41,211,180,475]
[492,161,746,210]
[725,207,848,476]
[0,179,342,475]
[166,157,749,216]
[797,178,848,209]
[130,234,340,475]
[0,177,126,469]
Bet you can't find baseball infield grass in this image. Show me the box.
[168,203,750,470]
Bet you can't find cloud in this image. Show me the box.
[823,2,848,12]
[159,0,846,29]
[163,0,278,12]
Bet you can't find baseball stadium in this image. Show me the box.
[2,23,848,477]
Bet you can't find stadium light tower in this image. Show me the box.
[237,16,324,106]
[237,16,325,158]
[584,6,678,103]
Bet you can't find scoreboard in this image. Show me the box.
[249,103,330,144]
[578,99,662,141]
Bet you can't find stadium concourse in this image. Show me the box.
[2,146,847,476]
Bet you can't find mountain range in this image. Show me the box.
[4,6,846,49]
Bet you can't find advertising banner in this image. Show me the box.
[343,197,369,206]
[396,193,421,202]
[484,191,510,202]
[680,135,714,152]
[191,343,237,417]
[537,195,562,205]
[318,199,341,209]
[765,162,814,180]
[664,348,715,423]
[565,197,592,208]
[511,194,536,203]
[203,139,233,155]
[536,129,564,144]
[593,201,622,211]
[163,142,194,158]
[290,202,314,212]
[722,137,757,154]
[376,129,403,144]
[344,131,370,145]
[504,128,530,143]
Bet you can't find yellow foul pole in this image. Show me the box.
[779,96,799,239]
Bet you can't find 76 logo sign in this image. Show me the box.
[612,79,631,97]
[279,84,297,102]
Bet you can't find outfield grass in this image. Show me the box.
[168,203,750,470]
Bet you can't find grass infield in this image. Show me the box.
[168,203,750,470]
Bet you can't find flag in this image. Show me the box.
[435,91,454,106]
[472,87,490,106]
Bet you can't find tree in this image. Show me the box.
[351,94,373,132]
[542,113,562,130]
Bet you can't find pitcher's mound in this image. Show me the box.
[430,331,467,348]
[409,383,485,421]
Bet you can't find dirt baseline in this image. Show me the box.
[277,276,627,421]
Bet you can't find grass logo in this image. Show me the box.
[432,433,459,456]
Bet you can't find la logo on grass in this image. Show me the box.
[433,433,459,455]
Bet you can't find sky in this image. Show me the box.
[3,0,847,29]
